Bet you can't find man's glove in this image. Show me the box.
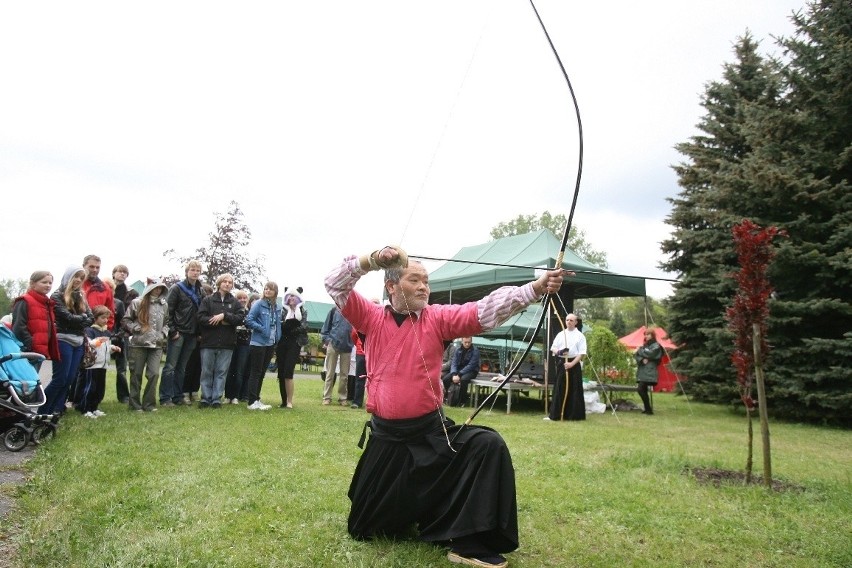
[359,246,409,272]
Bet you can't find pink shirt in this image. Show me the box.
[325,256,540,419]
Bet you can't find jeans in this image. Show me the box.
[41,340,84,415]
[200,348,234,404]
[246,345,275,404]
[160,334,197,404]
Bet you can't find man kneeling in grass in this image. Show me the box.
[325,245,568,568]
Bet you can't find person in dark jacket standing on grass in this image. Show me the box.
[160,260,204,406]
[634,327,662,415]
[197,273,244,408]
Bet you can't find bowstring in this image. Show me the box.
[392,8,497,452]
[398,290,456,452]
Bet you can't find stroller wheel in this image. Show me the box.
[32,423,57,445]
[4,425,30,452]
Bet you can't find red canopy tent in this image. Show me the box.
[618,326,682,392]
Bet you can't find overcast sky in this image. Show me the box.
[0,0,807,303]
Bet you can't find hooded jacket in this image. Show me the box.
[51,266,94,347]
[281,290,309,347]
[122,282,170,349]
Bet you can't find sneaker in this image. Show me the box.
[542,416,551,421]
[247,401,271,411]
[83,411,98,419]
[92,410,106,417]
[258,401,272,410]
[322,399,331,406]
[350,403,360,409]
[161,401,176,407]
[230,398,240,405]
[447,551,507,567]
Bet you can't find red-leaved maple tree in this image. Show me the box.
[726,218,784,486]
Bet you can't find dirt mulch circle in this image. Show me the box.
[688,466,805,493]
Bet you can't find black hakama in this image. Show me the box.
[548,363,585,421]
[348,411,518,555]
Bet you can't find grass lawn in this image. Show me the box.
[5,372,851,567]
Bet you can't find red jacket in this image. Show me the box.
[83,278,116,329]
[13,290,60,360]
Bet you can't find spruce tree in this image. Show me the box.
[738,0,852,424]
[664,1,851,425]
[662,34,782,403]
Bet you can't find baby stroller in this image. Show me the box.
[0,326,59,451]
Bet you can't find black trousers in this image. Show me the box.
[348,411,519,555]
[549,363,585,420]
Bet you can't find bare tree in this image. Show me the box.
[164,201,266,292]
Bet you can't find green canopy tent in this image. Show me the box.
[427,230,646,388]
[427,229,645,305]
[303,300,334,333]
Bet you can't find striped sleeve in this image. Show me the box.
[324,255,366,310]
[476,282,540,331]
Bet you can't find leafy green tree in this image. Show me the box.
[164,201,266,293]
[0,278,27,318]
[585,325,633,385]
[490,211,608,268]
[609,310,627,338]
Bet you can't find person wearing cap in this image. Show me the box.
[275,286,308,408]
[325,245,568,568]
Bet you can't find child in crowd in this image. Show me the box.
[122,282,170,412]
[77,305,120,418]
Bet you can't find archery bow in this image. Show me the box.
[451,0,584,442]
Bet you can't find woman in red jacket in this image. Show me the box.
[12,271,60,383]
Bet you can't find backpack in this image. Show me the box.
[81,337,97,369]
[445,383,462,407]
